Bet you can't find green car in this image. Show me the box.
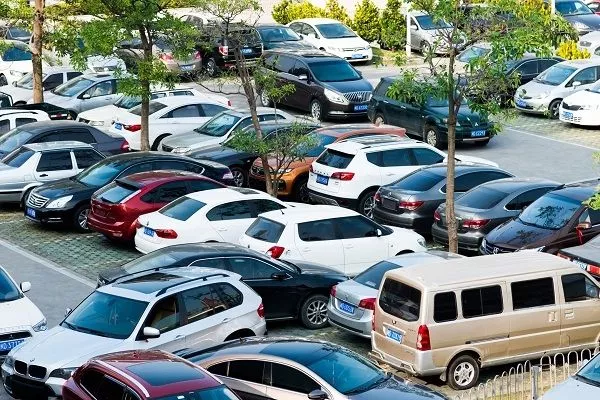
[367,77,493,149]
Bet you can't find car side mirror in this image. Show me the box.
[572,81,581,88]
[65,308,72,317]
[271,271,288,280]
[308,389,329,400]
[12,81,17,87]
[576,221,592,230]
[376,228,382,237]
[20,281,31,293]
[410,25,418,30]
[81,93,91,99]
[143,327,161,339]
[298,74,308,81]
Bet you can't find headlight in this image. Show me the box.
[417,237,426,247]
[172,147,190,154]
[517,246,544,252]
[49,367,77,380]
[573,21,590,31]
[481,238,487,247]
[327,46,341,52]
[9,70,24,77]
[281,168,294,174]
[46,195,73,209]
[89,120,104,126]
[324,88,349,105]
[3,356,14,368]
[32,318,47,332]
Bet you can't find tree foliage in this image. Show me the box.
[352,0,380,43]
[271,0,324,25]
[557,40,591,60]
[380,0,406,50]
[324,0,351,26]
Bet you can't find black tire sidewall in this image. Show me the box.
[448,355,479,390]
[549,99,561,119]
[300,294,328,329]
[230,167,247,187]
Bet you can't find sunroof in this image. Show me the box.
[127,361,205,386]
[116,272,186,294]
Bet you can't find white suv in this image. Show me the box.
[307,135,496,216]
[1,267,266,398]
[239,205,426,276]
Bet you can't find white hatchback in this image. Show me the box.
[239,205,427,276]
[135,187,294,254]
[559,79,600,126]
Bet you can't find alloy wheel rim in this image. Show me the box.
[306,299,327,325]
[426,130,437,146]
[375,116,384,125]
[453,362,475,387]
[206,61,216,76]
[78,208,89,229]
[363,195,375,218]
[232,170,245,187]
[260,91,270,106]
[311,102,321,120]
[551,102,560,118]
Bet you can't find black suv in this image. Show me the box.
[368,77,493,149]
[258,50,373,121]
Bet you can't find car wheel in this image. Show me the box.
[259,90,272,107]
[293,177,310,203]
[205,58,219,77]
[448,354,480,390]
[548,99,562,119]
[374,113,386,125]
[310,99,323,121]
[420,41,431,54]
[230,167,247,187]
[73,205,91,233]
[300,294,329,329]
[424,125,444,149]
[358,189,377,218]
[0,75,7,86]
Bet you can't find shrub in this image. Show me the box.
[352,0,380,43]
[380,0,405,50]
[556,40,590,60]
[272,0,293,24]
[272,0,324,24]
[324,0,351,26]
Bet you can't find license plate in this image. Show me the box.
[26,208,36,218]
[516,98,527,108]
[354,104,368,111]
[471,130,486,137]
[338,301,355,314]
[114,123,123,130]
[574,260,589,270]
[180,64,193,71]
[0,339,25,352]
[386,328,403,343]
[316,174,329,185]
[242,48,252,54]
[382,198,397,210]
[352,53,364,59]
[143,227,154,237]
[562,111,573,119]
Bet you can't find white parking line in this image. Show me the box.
[504,126,600,151]
[0,238,95,288]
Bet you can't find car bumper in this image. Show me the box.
[325,102,370,119]
[23,205,75,225]
[248,174,291,196]
[514,97,549,114]
[369,334,445,377]
[327,300,371,339]
[430,223,484,252]
[87,215,135,241]
[134,231,172,254]
[0,190,23,204]
[329,48,373,62]
[307,189,358,210]
[372,206,432,235]
[163,60,203,75]
[2,364,64,398]
[559,107,600,126]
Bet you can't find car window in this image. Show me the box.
[298,219,337,241]
[201,104,228,116]
[188,257,231,271]
[516,60,538,75]
[227,360,266,384]
[142,181,188,203]
[95,181,137,204]
[457,185,509,209]
[379,279,420,322]
[562,273,600,302]
[511,277,555,310]
[252,199,286,216]
[39,129,95,144]
[539,59,559,71]
[163,104,202,118]
[461,285,503,318]
[67,72,82,80]
[433,292,457,323]
[380,149,415,167]
[578,208,600,225]
[259,113,286,122]
[2,147,35,168]
[36,151,73,172]
[569,67,598,86]
[181,283,242,323]
[145,295,180,333]
[206,201,253,221]
[80,369,126,400]
[0,120,10,135]
[43,73,63,90]
[187,179,222,193]
[443,171,511,193]
[335,215,379,239]
[245,217,286,243]
[206,362,228,376]
[412,148,445,165]
[159,196,206,221]
[374,80,392,97]
[229,257,277,279]
[390,169,445,192]
[121,162,153,177]
[291,60,309,77]
[316,149,354,168]
[275,55,297,74]
[270,363,320,394]
[15,118,37,127]
[74,149,104,169]
[505,187,555,211]
[84,80,115,98]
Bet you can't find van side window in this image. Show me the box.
[561,273,600,302]
[461,285,503,318]
[433,292,457,323]
[379,279,421,322]
[511,278,555,310]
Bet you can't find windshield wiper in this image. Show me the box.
[72,325,112,338]
[61,321,80,332]
[345,373,391,395]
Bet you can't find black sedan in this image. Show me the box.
[97,242,347,329]
[0,120,128,159]
[24,152,234,232]
[558,234,600,278]
[255,23,317,51]
[432,177,560,253]
[373,164,513,235]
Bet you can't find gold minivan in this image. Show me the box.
[370,252,600,390]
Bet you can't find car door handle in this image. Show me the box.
[565,309,575,319]
[548,311,557,322]
[39,174,48,177]
[222,318,231,323]
[175,334,184,339]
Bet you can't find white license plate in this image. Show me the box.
[574,260,589,270]
[354,104,368,111]
[316,174,329,185]
[471,130,486,137]
[352,53,364,59]
[26,208,36,218]
[386,328,403,343]
[516,99,527,108]
[143,227,154,237]
[338,301,355,314]
[562,111,573,119]
[0,339,25,351]
[180,64,194,71]
[114,123,123,130]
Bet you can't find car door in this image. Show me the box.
[208,360,270,400]
[80,79,119,112]
[34,150,76,182]
[73,148,105,172]
[409,17,421,48]
[273,55,303,109]
[378,148,419,185]
[159,104,209,131]
[140,294,187,352]
[143,181,190,210]
[290,60,313,111]
[552,208,600,251]
[295,219,345,271]
[265,362,322,400]
[559,272,600,349]
[205,200,255,242]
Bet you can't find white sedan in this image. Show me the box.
[559,80,600,126]
[135,187,294,254]
[109,96,231,150]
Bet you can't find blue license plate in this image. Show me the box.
[114,123,123,130]
[354,104,368,111]
[242,48,252,54]
[352,53,364,59]
[143,227,154,237]
[26,208,36,218]
[515,98,527,108]
[471,130,486,137]
[386,328,403,343]
[339,301,355,314]
[562,111,573,119]
[180,64,193,71]
[0,339,25,352]
[316,174,329,185]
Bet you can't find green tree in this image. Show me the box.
[352,0,380,43]
[380,0,405,50]
[271,0,293,24]
[385,0,559,253]
[324,0,351,26]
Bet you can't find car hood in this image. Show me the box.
[540,377,600,400]
[325,36,369,48]
[78,104,120,120]
[486,218,555,249]
[563,89,600,106]
[11,325,123,370]
[452,154,498,167]
[43,91,76,106]
[161,131,223,150]
[565,13,600,30]
[187,144,249,161]
[34,178,96,200]
[288,260,347,276]
[0,297,44,330]
[561,240,600,262]
[264,40,316,51]
[517,80,555,97]
[321,78,373,95]
[1,61,32,74]
[350,376,449,400]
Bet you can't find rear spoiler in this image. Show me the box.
[0,102,74,120]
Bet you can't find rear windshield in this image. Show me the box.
[159,196,205,221]
[2,147,35,168]
[130,101,168,116]
[316,149,354,168]
[379,278,421,322]
[245,217,285,243]
[354,261,401,289]
[389,169,445,192]
[457,186,508,209]
[95,182,138,204]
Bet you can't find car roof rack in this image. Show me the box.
[155,273,230,296]
[111,264,191,284]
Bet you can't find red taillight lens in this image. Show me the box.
[462,219,490,230]
[194,51,202,60]
[399,201,424,211]
[330,172,355,181]
[589,264,600,275]
[416,325,431,351]
[159,52,174,61]
[218,45,229,56]
[120,140,130,151]
[134,219,142,229]
[358,297,376,311]
[124,124,141,132]
[155,229,178,239]
[433,210,441,221]
[374,191,381,202]
[266,246,285,259]
[557,253,571,260]
[257,303,265,318]
[330,285,337,298]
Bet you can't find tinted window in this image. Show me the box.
[336,215,379,239]
[0,268,21,302]
[85,80,115,98]
[434,292,458,323]
[518,193,581,229]
[80,370,125,400]
[0,120,10,135]
[145,295,180,333]
[413,148,444,165]
[374,80,392,97]
[381,149,415,167]
[390,169,445,191]
[505,187,555,211]
[36,151,73,172]
[201,104,227,116]
[157,160,204,175]
[76,158,130,187]
[15,118,37,127]
[95,182,137,203]
[130,102,168,116]
[159,197,206,221]
[379,279,421,321]
[74,149,103,169]
[181,284,234,323]
[562,273,600,302]
[275,55,296,74]
[227,360,265,384]
[457,186,509,209]
[570,66,598,86]
[121,162,153,177]
[316,149,354,168]
[142,182,188,203]
[187,179,221,192]
[2,147,34,168]
[207,362,228,376]
[43,73,63,90]
[164,105,201,118]
[461,286,503,318]
[516,60,538,75]
[67,72,82,80]
[298,219,337,241]
[39,129,95,144]
[245,217,285,243]
[206,201,252,221]
[579,208,600,225]
[354,261,400,289]
[540,59,559,70]
[271,363,320,394]
[229,258,277,279]
[511,278,555,310]
[447,171,510,193]
[252,199,286,216]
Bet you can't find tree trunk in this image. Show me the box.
[446,52,458,254]
[139,27,152,151]
[31,0,44,104]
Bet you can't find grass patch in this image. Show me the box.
[373,47,402,66]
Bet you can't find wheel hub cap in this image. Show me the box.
[453,362,475,386]
[79,209,89,229]
[307,300,327,325]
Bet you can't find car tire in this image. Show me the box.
[292,177,310,203]
[420,41,431,54]
[373,112,386,125]
[205,58,219,77]
[300,294,329,329]
[0,75,7,86]
[73,204,91,233]
[548,99,562,119]
[152,134,171,151]
[230,167,247,187]
[310,99,324,121]
[358,189,377,218]
[259,90,272,107]
[447,354,480,390]
[423,125,444,149]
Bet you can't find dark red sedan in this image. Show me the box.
[88,170,225,242]
[63,350,241,400]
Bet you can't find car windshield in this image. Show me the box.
[415,15,452,30]
[518,193,581,230]
[0,269,21,302]
[1,44,31,61]
[9,27,31,38]
[194,112,242,137]
[315,23,357,38]
[0,127,35,154]
[259,26,301,42]
[458,45,490,63]
[354,260,402,289]
[576,354,600,385]
[156,386,240,400]
[61,291,147,339]
[426,96,467,107]
[114,95,142,109]
[310,60,362,82]
[304,133,337,157]
[457,186,509,209]
[76,159,129,187]
[52,76,94,97]
[1,147,34,168]
[534,64,577,86]
[129,101,168,116]
[305,346,388,394]
[556,0,594,15]
[16,72,46,89]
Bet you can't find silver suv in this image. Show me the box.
[0,141,104,205]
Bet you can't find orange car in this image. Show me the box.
[249,123,407,202]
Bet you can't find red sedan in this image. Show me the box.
[63,350,241,400]
[88,170,225,242]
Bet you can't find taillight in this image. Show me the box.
[124,124,141,132]
[399,201,424,211]
[155,229,178,239]
[330,172,355,181]
[266,246,285,259]
[227,99,232,107]
[134,219,142,229]
[557,253,571,260]
[194,51,202,60]
[433,210,441,221]
[589,264,600,276]
[462,219,490,230]
[218,45,229,56]
[159,52,174,61]
[257,303,265,318]
[416,325,431,351]
[120,140,130,152]
[330,285,337,298]
[374,191,381,202]
[358,297,376,311]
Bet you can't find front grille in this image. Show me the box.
[483,241,513,254]
[28,365,47,379]
[342,47,366,52]
[15,360,27,375]
[162,144,173,152]
[561,102,582,111]
[6,374,53,398]
[343,91,372,103]
[0,332,31,342]
[26,193,48,208]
